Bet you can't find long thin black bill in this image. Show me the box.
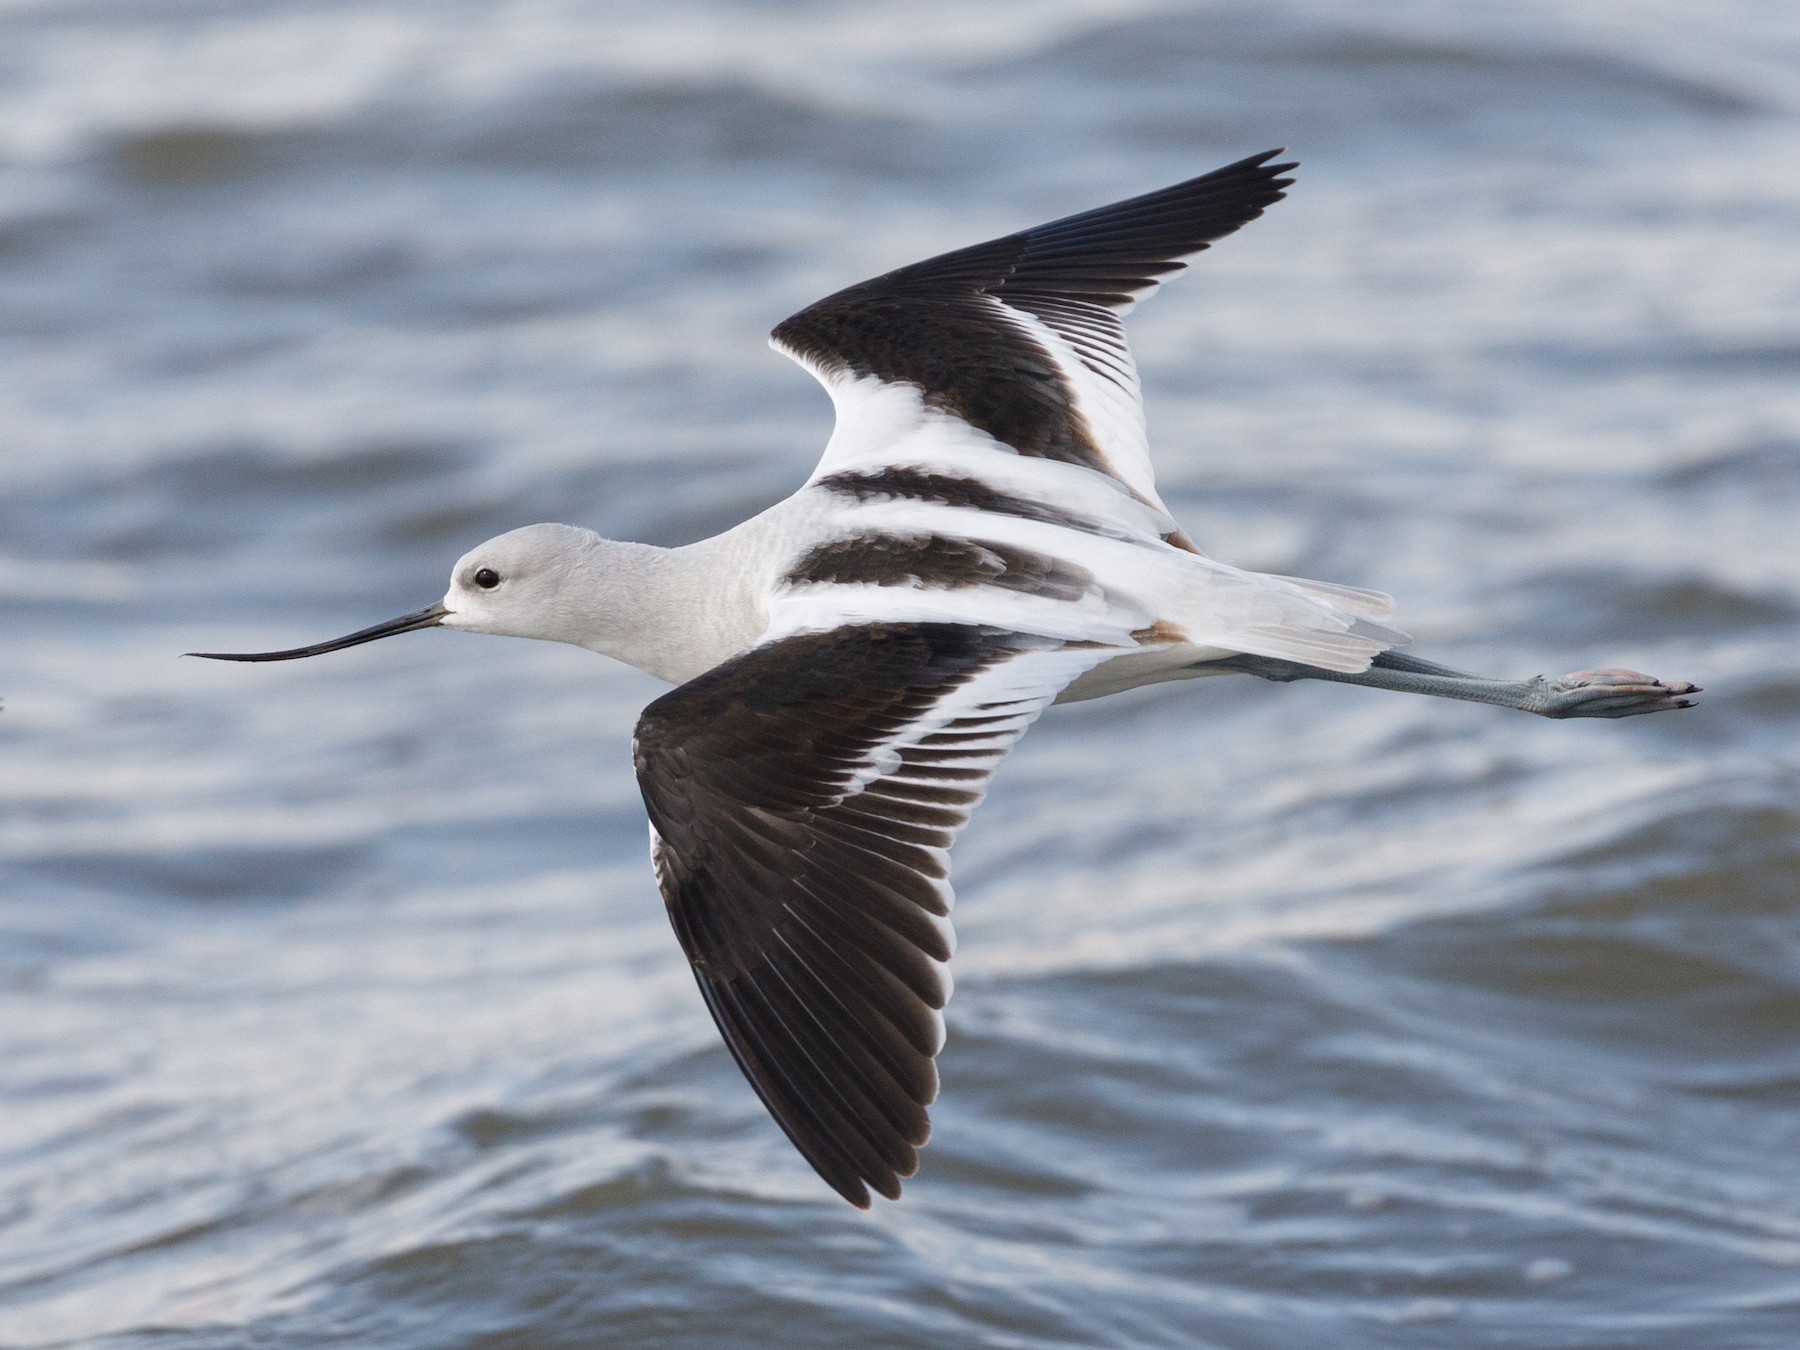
[187,603,448,662]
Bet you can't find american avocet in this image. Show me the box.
[194,150,1699,1207]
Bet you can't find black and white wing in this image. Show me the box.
[631,153,1399,1207]
[772,149,1295,516]
[633,624,1109,1206]
[765,151,1405,676]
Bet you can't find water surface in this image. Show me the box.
[4,2,1800,1346]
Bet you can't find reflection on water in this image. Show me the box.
[3,2,1799,1346]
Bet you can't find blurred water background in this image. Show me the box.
[3,1,1799,1345]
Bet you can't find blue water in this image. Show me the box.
[4,2,1799,1345]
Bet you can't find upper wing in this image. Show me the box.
[771,149,1295,511]
[632,623,1108,1206]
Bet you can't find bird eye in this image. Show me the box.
[473,567,500,590]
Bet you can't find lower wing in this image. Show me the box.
[632,623,1109,1206]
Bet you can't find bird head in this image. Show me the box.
[188,523,603,662]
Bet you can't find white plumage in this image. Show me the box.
[195,150,1700,1208]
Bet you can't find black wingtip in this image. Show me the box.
[1229,147,1299,191]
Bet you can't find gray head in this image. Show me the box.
[189,523,605,662]
[441,523,604,641]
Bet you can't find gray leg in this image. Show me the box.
[1210,651,1700,719]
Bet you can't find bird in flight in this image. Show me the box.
[195,150,1699,1207]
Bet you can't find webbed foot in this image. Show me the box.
[1526,668,1701,720]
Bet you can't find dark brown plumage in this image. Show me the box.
[784,532,1095,602]
[633,624,1049,1206]
[772,148,1294,480]
[817,466,1124,539]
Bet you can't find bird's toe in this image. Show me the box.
[1536,669,1702,719]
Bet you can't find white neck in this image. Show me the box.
[565,533,769,684]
